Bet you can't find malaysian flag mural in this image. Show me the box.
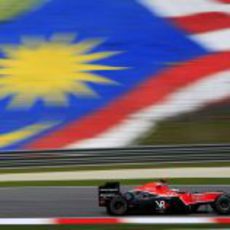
[0,0,229,151]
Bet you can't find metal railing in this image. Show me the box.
[0,144,229,168]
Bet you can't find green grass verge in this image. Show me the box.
[138,104,230,145]
[0,0,41,21]
[139,119,230,145]
[1,161,230,174]
[0,178,229,187]
[0,225,228,230]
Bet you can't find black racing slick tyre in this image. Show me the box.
[107,195,128,216]
[190,204,200,213]
[212,195,230,215]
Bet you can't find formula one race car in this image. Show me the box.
[98,180,230,215]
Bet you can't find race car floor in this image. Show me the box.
[0,186,229,217]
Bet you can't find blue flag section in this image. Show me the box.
[0,0,208,150]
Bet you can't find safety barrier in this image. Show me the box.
[0,144,229,168]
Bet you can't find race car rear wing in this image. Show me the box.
[98,182,120,207]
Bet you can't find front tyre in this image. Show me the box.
[212,195,230,215]
[107,195,128,216]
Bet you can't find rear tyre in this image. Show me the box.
[107,195,128,216]
[212,195,230,215]
[190,204,200,213]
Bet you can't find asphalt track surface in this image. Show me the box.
[0,185,229,218]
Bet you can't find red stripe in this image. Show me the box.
[56,218,120,225]
[216,0,230,3]
[26,52,230,150]
[214,217,230,224]
[170,12,230,34]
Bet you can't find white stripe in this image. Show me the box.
[190,29,230,51]
[1,167,230,181]
[139,0,230,17]
[121,217,213,224]
[68,70,230,148]
[0,218,53,225]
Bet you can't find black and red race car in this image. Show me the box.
[98,180,230,215]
